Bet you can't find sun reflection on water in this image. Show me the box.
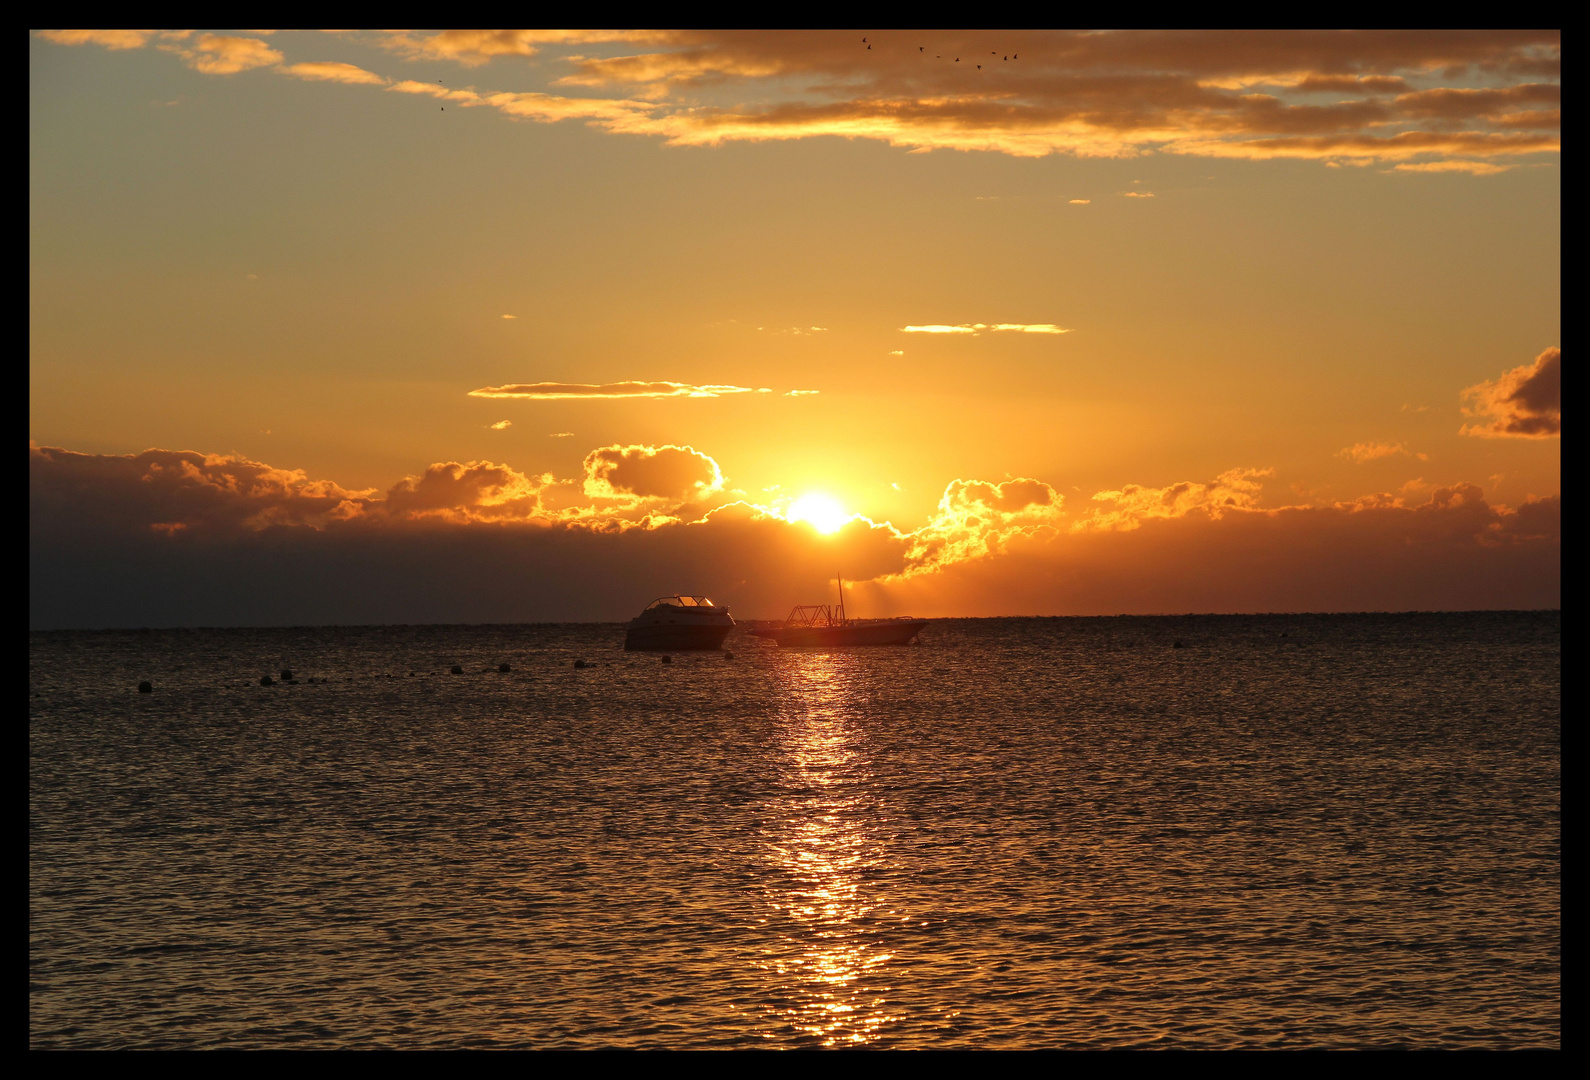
[758,652,902,1045]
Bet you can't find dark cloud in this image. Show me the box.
[1462,347,1561,438]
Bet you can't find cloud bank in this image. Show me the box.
[39,30,1560,170]
[30,442,1558,628]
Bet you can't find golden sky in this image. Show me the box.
[29,31,1560,624]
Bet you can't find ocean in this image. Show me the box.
[29,613,1560,1049]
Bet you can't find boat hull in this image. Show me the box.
[624,623,733,651]
[758,619,927,647]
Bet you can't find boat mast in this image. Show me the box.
[837,573,845,625]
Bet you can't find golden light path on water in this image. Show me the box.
[758,652,903,1044]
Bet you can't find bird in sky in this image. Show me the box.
[919,46,924,51]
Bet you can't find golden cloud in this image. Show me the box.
[582,444,724,502]
[1338,442,1427,463]
[281,61,386,85]
[163,34,282,76]
[37,30,158,50]
[901,323,1071,335]
[469,381,766,400]
[1461,347,1561,438]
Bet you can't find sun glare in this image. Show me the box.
[788,493,847,534]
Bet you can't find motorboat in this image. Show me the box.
[747,576,927,647]
[624,595,735,651]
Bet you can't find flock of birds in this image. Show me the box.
[862,37,1019,69]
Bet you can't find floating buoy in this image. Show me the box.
[573,659,587,669]
[450,665,464,675]
[280,668,293,681]
[661,655,672,664]
[723,651,734,660]
[1173,640,1186,649]
[260,675,275,686]
[137,681,152,694]
[498,663,511,673]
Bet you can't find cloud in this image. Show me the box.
[1069,198,1091,204]
[901,323,1071,335]
[785,389,821,396]
[383,460,546,521]
[280,61,386,85]
[582,444,724,502]
[40,30,1558,170]
[29,443,1558,626]
[904,477,1066,572]
[1121,191,1156,198]
[489,420,512,430]
[500,314,516,319]
[373,30,632,66]
[163,34,283,75]
[468,381,762,400]
[37,30,158,50]
[27,444,375,536]
[1338,441,1427,463]
[1083,468,1270,531]
[1390,160,1513,175]
[1461,347,1561,438]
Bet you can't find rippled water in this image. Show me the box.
[30,613,1559,1048]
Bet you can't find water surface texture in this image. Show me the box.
[30,614,1560,1048]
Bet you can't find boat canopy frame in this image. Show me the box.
[644,595,717,610]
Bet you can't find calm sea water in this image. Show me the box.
[30,614,1559,1049]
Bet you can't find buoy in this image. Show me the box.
[450,665,464,675]
[723,651,734,660]
[280,668,293,681]
[1173,640,1186,649]
[137,681,152,693]
[498,663,511,673]
[661,655,672,664]
[260,675,275,686]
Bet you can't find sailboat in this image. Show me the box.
[748,575,927,647]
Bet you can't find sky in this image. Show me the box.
[29,30,1560,627]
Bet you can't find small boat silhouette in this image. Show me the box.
[749,575,927,647]
[624,595,734,651]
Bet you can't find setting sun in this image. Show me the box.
[787,493,848,534]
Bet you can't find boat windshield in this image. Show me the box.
[645,595,715,610]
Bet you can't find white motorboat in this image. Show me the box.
[624,595,735,651]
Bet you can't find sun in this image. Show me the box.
[788,493,848,534]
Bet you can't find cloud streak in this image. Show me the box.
[468,381,768,400]
[901,323,1071,335]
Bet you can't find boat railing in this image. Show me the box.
[783,604,843,627]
